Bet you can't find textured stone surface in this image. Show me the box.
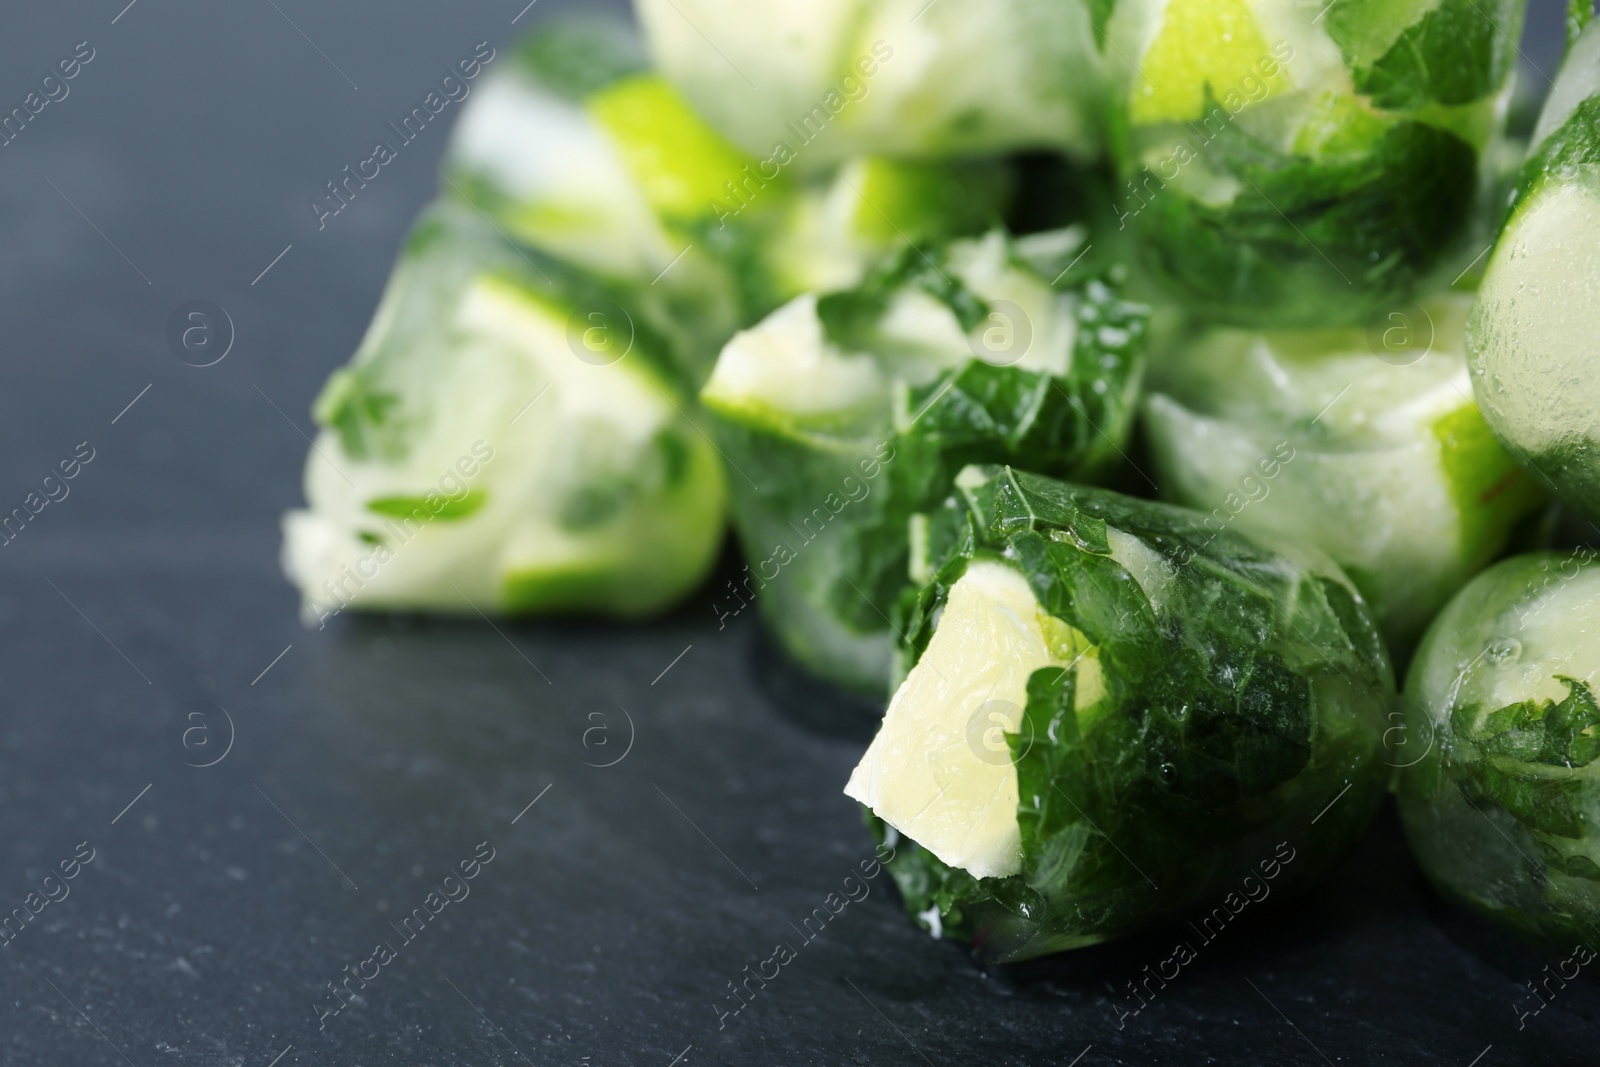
[0,0,1591,1064]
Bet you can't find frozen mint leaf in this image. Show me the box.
[1136,113,1477,324]
[862,468,1393,959]
[1546,677,1600,767]
[705,231,1146,693]
[1354,0,1519,109]
[1087,0,1117,49]
[1571,0,1595,54]
[513,17,645,102]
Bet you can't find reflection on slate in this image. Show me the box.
[750,621,886,745]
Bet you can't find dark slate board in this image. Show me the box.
[0,1,1591,1064]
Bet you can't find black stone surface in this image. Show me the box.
[0,1,1592,1064]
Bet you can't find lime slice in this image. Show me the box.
[844,560,1102,879]
[1470,180,1600,508]
[1411,557,1600,723]
[1143,291,1545,647]
[446,74,672,282]
[1289,90,1391,159]
[500,524,633,611]
[1531,20,1600,146]
[1130,0,1287,125]
[700,294,890,436]
[1478,568,1600,711]
[845,157,1009,245]
[496,428,725,619]
[455,275,726,616]
[1320,0,1442,70]
[587,74,757,221]
[1433,402,1542,569]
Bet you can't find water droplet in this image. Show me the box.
[1158,762,1177,784]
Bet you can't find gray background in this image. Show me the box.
[0,1,1589,1065]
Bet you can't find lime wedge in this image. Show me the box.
[700,293,890,436]
[1470,179,1600,514]
[587,74,758,221]
[1130,0,1287,125]
[1433,401,1542,569]
[844,560,1102,879]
